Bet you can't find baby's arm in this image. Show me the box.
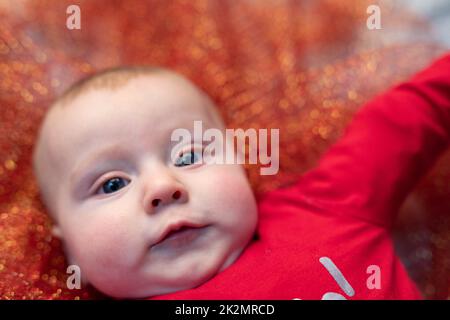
[296,54,450,228]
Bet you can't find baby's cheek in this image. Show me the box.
[212,167,253,203]
[63,212,141,273]
[203,166,257,226]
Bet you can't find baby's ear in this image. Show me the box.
[51,225,63,239]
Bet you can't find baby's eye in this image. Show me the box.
[100,177,130,194]
[174,150,202,167]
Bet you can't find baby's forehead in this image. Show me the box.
[40,73,222,159]
[69,73,214,116]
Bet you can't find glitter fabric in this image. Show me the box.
[0,0,448,299]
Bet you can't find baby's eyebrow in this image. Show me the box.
[69,145,130,186]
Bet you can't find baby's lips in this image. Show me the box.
[151,221,208,247]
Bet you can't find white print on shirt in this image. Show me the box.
[293,257,381,300]
[319,256,355,299]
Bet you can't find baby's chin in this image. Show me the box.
[81,223,255,298]
[98,267,218,299]
[86,250,224,298]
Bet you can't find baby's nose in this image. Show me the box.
[150,189,183,207]
[143,179,188,213]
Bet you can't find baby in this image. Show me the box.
[33,67,258,298]
[33,54,450,299]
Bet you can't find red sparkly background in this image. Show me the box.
[0,0,448,299]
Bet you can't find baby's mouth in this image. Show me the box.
[151,224,209,250]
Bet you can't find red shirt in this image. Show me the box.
[151,54,450,299]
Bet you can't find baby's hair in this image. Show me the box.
[55,66,164,108]
[53,64,225,126]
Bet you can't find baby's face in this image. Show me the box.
[36,72,258,298]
